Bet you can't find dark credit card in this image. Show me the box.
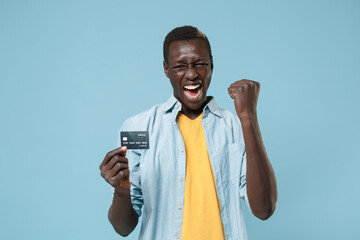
[120,131,149,149]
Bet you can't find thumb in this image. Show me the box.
[119,146,127,157]
[228,87,238,100]
[228,87,235,99]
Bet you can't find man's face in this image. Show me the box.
[164,39,213,114]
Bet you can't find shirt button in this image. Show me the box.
[179,176,183,181]
[175,234,180,239]
[180,149,184,153]
[176,103,179,108]
[178,206,182,210]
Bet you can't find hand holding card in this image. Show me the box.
[99,146,130,191]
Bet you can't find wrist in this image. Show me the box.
[237,110,257,122]
[114,187,130,198]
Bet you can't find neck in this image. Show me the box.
[180,108,203,120]
[180,97,210,120]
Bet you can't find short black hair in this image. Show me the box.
[163,26,213,64]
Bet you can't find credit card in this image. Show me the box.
[120,131,149,149]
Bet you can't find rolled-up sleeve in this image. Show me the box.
[117,120,144,217]
[233,115,251,210]
[239,151,250,210]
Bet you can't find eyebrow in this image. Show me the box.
[173,58,208,64]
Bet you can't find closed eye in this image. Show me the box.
[173,65,186,69]
[172,65,187,72]
[194,63,209,69]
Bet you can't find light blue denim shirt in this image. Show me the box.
[117,95,250,240]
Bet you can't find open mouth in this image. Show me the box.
[183,83,202,99]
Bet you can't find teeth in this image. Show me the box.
[184,84,201,90]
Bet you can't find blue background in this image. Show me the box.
[1,0,359,239]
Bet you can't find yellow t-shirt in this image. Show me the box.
[178,112,225,240]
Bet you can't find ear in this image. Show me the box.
[210,61,214,71]
[163,61,170,78]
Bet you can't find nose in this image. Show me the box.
[185,65,198,81]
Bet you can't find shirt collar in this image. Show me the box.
[204,96,222,118]
[163,95,222,118]
[163,95,179,113]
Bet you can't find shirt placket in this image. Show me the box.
[172,103,186,239]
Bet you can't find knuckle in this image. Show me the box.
[108,179,115,186]
[111,175,118,182]
[104,175,111,182]
[112,158,120,166]
[105,151,112,159]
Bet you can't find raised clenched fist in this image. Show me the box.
[228,79,260,119]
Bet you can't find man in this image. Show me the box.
[100,26,277,240]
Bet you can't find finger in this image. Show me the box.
[100,146,127,170]
[100,146,125,169]
[230,81,246,89]
[108,169,130,188]
[240,79,252,83]
[228,86,242,99]
[248,80,259,89]
[228,87,235,99]
[103,155,128,172]
[112,169,130,182]
[119,146,127,157]
[108,162,129,178]
[117,155,128,163]
[103,162,129,183]
[255,81,260,91]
